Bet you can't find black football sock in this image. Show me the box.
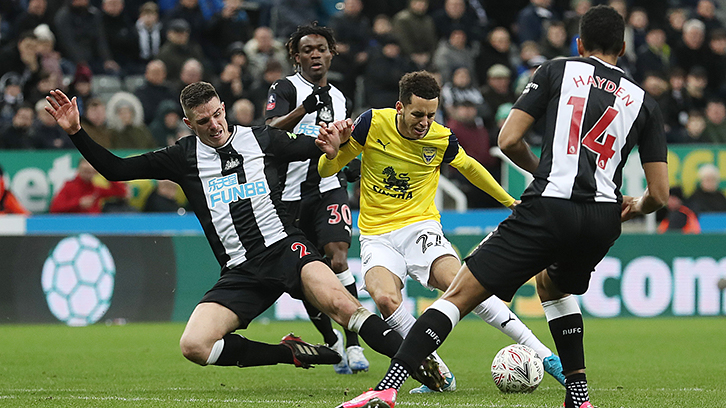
[547,313,585,373]
[343,282,361,348]
[357,314,403,358]
[374,360,410,391]
[303,300,338,346]
[214,334,292,367]
[393,308,452,374]
[564,372,589,408]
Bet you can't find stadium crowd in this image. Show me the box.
[1,0,725,214]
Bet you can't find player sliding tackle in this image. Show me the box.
[45,82,444,390]
[327,5,669,408]
[315,71,565,397]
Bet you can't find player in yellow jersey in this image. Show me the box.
[317,71,566,395]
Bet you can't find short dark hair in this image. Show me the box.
[579,5,625,56]
[180,82,219,117]
[398,71,440,105]
[286,22,338,61]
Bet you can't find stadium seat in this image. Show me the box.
[92,75,123,103]
[124,75,146,93]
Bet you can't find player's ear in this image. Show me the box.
[576,37,584,57]
[618,41,626,57]
[395,101,403,114]
[183,117,192,130]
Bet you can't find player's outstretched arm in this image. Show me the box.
[451,150,517,208]
[46,90,177,182]
[317,119,361,178]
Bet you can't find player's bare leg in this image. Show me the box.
[179,303,338,369]
[325,241,368,373]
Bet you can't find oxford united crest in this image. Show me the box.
[422,147,437,164]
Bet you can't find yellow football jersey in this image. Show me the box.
[319,108,514,235]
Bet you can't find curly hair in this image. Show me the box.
[398,71,440,105]
[579,5,625,56]
[285,22,338,61]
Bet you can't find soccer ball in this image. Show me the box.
[41,234,116,326]
[491,344,544,393]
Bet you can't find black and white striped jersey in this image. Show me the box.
[70,125,322,270]
[514,56,667,203]
[265,73,347,201]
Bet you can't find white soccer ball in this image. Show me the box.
[491,344,544,393]
[41,234,116,326]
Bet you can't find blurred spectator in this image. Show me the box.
[657,187,701,234]
[106,92,157,149]
[687,110,709,144]
[144,179,187,213]
[0,104,35,149]
[563,0,591,41]
[685,66,710,110]
[248,59,283,119]
[67,63,95,117]
[364,35,414,108]
[163,0,206,44]
[706,28,726,94]
[31,99,73,149]
[148,99,184,146]
[25,70,58,108]
[14,0,54,38]
[432,0,483,46]
[171,58,204,96]
[515,0,554,45]
[445,100,498,208]
[367,14,394,53]
[392,0,436,69]
[673,19,710,74]
[230,98,256,126]
[0,75,25,127]
[271,0,321,40]
[226,42,255,91]
[688,164,726,214]
[665,8,688,47]
[539,20,570,60]
[481,64,516,126]
[33,24,68,88]
[80,97,114,148]
[204,0,253,69]
[0,165,31,215]
[49,157,128,214]
[54,0,120,74]
[475,27,517,89]
[157,19,208,82]
[441,66,488,121]
[330,0,371,57]
[627,8,649,57]
[134,2,163,71]
[702,98,726,143]
[102,0,139,76]
[662,67,692,140]
[0,31,41,95]
[243,26,289,80]
[695,0,723,35]
[433,29,475,84]
[213,62,245,106]
[134,59,176,126]
[635,28,671,83]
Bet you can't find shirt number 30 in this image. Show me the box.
[566,96,618,169]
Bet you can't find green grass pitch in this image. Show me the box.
[1,317,724,407]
